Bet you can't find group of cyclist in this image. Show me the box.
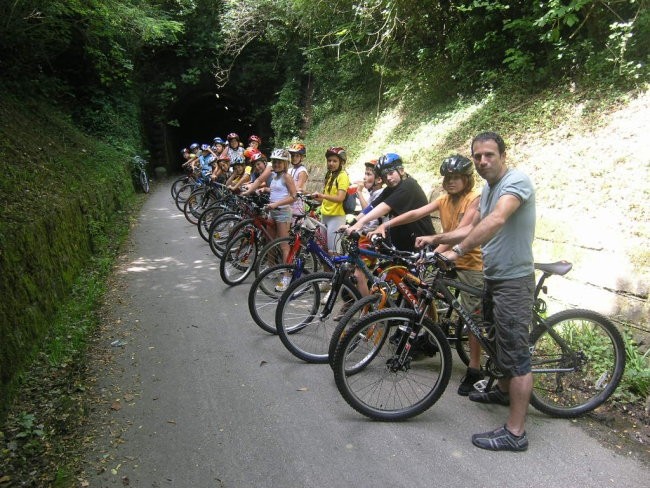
[180,130,536,452]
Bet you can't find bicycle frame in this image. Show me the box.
[426,266,580,381]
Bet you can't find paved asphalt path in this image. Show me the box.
[83,181,648,487]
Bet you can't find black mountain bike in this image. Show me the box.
[331,254,626,421]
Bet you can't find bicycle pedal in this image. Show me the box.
[473,379,488,393]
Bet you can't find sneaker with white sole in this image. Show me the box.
[472,425,528,452]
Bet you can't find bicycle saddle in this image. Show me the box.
[534,260,573,276]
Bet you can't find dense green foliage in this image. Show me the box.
[2,1,645,143]
[216,0,648,132]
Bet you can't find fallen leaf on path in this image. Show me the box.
[111,401,122,411]
[123,393,134,402]
[296,387,309,392]
[167,420,176,424]
[260,360,268,367]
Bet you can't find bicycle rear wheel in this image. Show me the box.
[248,264,300,334]
[529,308,625,418]
[275,272,361,363]
[332,308,452,421]
[219,230,258,285]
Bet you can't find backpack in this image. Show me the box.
[342,190,357,214]
[334,171,357,214]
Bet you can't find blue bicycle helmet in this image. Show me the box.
[213,137,226,145]
[375,153,404,175]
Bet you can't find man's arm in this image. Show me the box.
[442,194,521,259]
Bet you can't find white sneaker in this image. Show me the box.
[275,276,291,292]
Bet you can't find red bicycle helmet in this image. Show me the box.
[325,146,346,162]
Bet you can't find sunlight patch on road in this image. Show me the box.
[122,256,184,273]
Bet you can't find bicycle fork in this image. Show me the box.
[320,264,351,319]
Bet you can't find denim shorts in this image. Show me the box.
[271,207,292,223]
[482,274,535,377]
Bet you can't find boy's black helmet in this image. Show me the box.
[440,155,473,175]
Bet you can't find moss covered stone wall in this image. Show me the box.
[0,94,135,409]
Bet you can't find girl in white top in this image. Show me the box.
[241,149,296,275]
[288,142,309,216]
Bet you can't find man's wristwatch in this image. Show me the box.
[452,244,466,257]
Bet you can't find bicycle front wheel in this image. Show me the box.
[208,213,241,258]
[328,294,383,369]
[197,204,225,242]
[140,169,150,193]
[529,308,625,418]
[332,308,452,421]
[248,264,300,334]
[275,272,361,363]
[184,188,208,225]
[171,175,188,198]
[219,230,258,285]
[175,183,197,211]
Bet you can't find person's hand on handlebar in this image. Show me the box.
[415,234,442,249]
[367,223,387,239]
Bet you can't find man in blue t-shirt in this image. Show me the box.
[419,132,536,452]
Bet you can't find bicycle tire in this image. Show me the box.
[453,319,471,367]
[332,308,453,421]
[208,213,241,258]
[219,230,258,285]
[275,271,361,363]
[248,264,300,334]
[171,175,189,199]
[175,183,195,211]
[328,294,383,368]
[197,204,223,242]
[140,170,150,193]
[254,236,319,278]
[529,308,625,417]
[184,187,216,225]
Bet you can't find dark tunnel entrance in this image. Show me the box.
[160,88,273,173]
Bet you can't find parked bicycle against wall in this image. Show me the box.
[132,155,150,193]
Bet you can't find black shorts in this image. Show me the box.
[482,274,535,377]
